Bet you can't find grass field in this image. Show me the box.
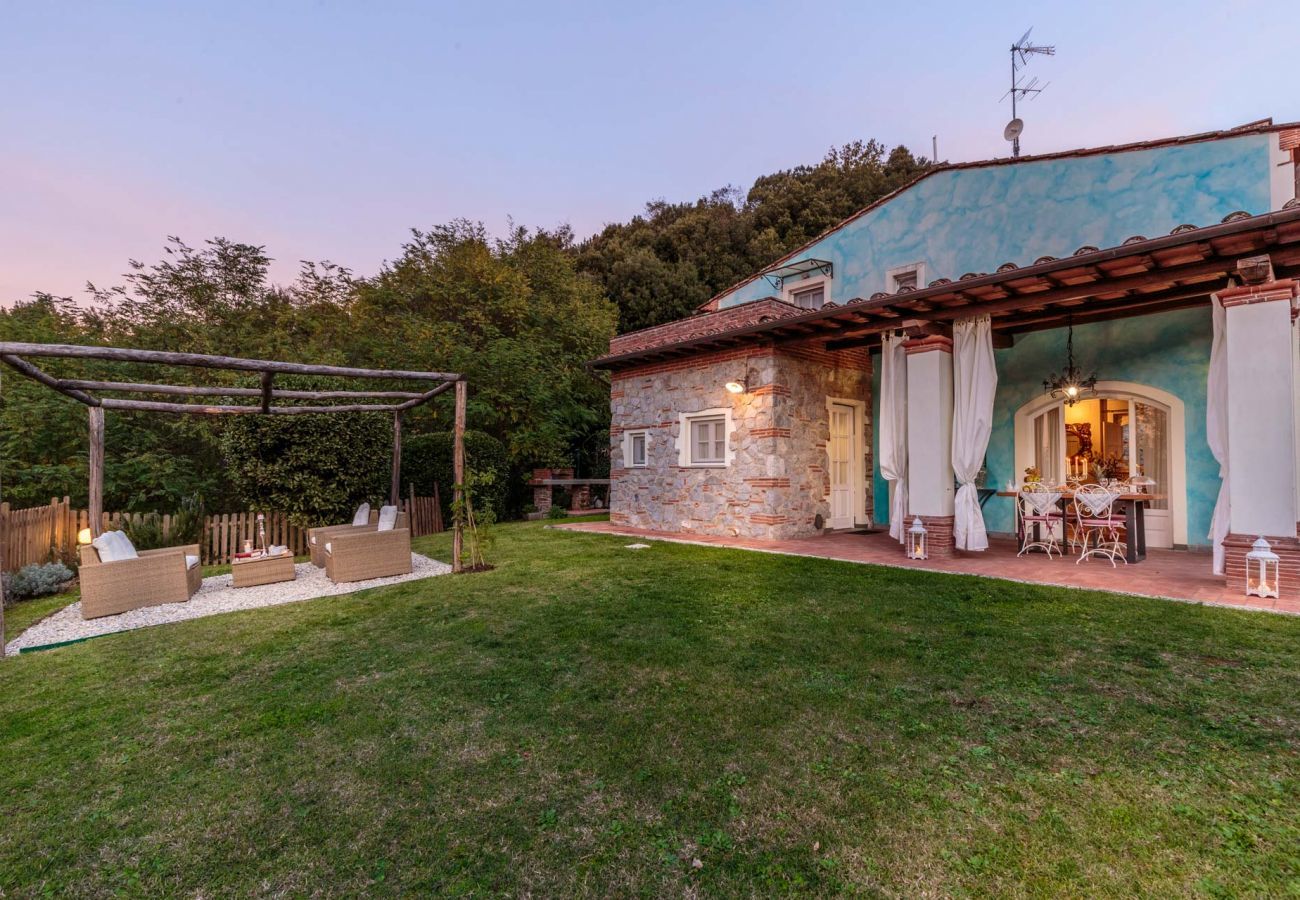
[2,519,1298,896]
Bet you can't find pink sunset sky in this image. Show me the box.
[4,0,1296,305]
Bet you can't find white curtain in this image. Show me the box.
[1206,293,1230,575]
[951,315,998,551]
[879,332,909,542]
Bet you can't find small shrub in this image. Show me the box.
[545,504,569,520]
[2,562,75,605]
[453,468,497,571]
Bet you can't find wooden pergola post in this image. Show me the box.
[452,379,466,573]
[390,410,403,507]
[88,406,105,538]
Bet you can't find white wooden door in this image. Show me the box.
[828,403,855,529]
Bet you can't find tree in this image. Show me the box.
[352,221,617,475]
[576,140,931,333]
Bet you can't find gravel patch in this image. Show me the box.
[6,553,452,654]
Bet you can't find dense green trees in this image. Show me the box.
[1,232,615,521]
[576,140,930,333]
[1,136,926,519]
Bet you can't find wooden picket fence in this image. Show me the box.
[1,492,446,570]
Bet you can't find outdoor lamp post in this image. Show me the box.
[906,517,928,560]
[1245,536,1280,599]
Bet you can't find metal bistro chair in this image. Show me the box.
[1017,483,1064,558]
[1073,483,1127,566]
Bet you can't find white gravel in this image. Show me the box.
[6,553,452,654]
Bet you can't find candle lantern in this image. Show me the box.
[1245,536,1280,599]
[906,517,928,560]
[77,527,93,546]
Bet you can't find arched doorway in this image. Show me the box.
[1013,381,1187,548]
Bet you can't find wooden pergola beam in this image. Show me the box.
[0,342,459,382]
[0,341,471,588]
[395,380,458,411]
[98,398,405,415]
[0,354,100,406]
[59,380,430,401]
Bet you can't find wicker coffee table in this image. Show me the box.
[231,550,296,588]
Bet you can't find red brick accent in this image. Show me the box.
[608,298,802,355]
[751,384,791,397]
[612,346,767,380]
[749,427,792,438]
[743,477,791,488]
[1216,278,1299,308]
[1222,532,1300,599]
[749,514,790,525]
[908,515,956,559]
[903,335,954,355]
[779,337,873,371]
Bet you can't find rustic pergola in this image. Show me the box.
[0,342,468,571]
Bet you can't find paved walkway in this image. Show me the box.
[555,523,1300,616]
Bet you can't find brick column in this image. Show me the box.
[905,333,956,558]
[530,468,553,515]
[1220,278,1300,596]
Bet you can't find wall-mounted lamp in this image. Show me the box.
[724,379,747,394]
[77,527,93,545]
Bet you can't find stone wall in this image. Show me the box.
[609,342,871,540]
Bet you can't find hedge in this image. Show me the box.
[402,430,508,522]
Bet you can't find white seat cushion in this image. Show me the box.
[351,503,371,527]
[114,532,140,560]
[92,530,138,562]
[377,505,398,532]
[324,542,332,555]
[310,535,317,545]
[185,554,200,570]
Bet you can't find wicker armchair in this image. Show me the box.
[324,512,411,583]
[308,508,379,567]
[78,543,202,619]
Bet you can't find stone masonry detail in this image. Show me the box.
[609,342,871,540]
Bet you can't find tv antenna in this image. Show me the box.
[1002,27,1055,157]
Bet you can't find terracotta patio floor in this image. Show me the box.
[555,522,1300,616]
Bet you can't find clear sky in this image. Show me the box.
[4,0,1296,304]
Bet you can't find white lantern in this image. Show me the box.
[1245,536,1280,599]
[906,517,928,560]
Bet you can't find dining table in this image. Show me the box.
[996,488,1167,563]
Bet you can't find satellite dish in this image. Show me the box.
[1004,118,1024,142]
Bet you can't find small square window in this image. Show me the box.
[790,284,825,309]
[690,416,726,465]
[630,432,646,467]
[887,262,926,293]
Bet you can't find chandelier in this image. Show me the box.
[1043,316,1097,406]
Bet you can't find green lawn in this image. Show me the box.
[2,521,1299,896]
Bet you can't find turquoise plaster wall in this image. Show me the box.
[871,306,1216,546]
[722,134,1272,308]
